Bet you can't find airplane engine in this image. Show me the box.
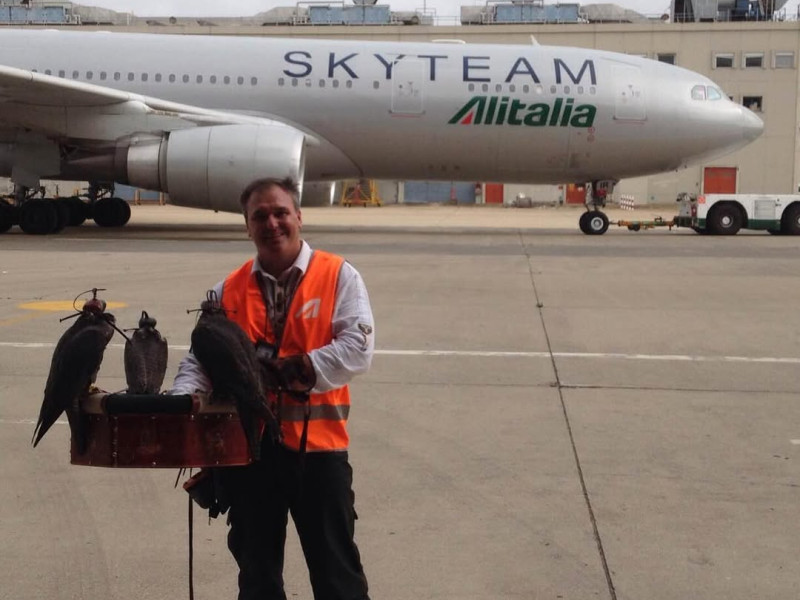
[125,124,307,213]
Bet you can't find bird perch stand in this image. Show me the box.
[70,391,253,468]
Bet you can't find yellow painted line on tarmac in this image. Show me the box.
[0,312,46,327]
[0,300,128,328]
[17,300,127,312]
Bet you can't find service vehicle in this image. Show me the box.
[673,193,800,235]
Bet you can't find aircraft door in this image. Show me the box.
[391,59,424,116]
[613,65,646,121]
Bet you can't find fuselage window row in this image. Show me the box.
[467,82,596,96]
[35,69,258,86]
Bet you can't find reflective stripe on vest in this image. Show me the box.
[221,251,350,451]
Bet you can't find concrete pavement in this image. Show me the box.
[1,206,798,600]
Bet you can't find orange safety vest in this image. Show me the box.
[221,250,350,452]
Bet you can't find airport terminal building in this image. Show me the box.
[2,0,799,205]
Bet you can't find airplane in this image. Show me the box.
[0,28,763,235]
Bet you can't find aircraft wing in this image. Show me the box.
[0,64,314,141]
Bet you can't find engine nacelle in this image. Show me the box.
[126,124,306,213]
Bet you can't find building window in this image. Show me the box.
[657,53,676,65]
[743,95,763,112]
[773,51,795,69]
[743,53,764,68]
[714,53,735,68]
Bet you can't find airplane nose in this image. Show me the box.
[742,106,764,142]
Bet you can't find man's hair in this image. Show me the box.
[239,177,301,214]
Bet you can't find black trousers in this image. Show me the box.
[222,443,370,600]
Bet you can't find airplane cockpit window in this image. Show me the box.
[707,86,723,100]
[691,84,706,100]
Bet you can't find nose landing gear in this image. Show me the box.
[579,179,616,235]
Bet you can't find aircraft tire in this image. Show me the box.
[19,200,58,235]
[0,202,16,233]
[706,204,742,235]
[579,211,592,234]
[580,210,609,235]
[65,196,88,226]
[93,197,131,227]
[52,200,70,233]
[780,203,800,235]
[115,197,132,226]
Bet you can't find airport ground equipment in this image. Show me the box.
[673,193,800,235]
[613,216,675,231]
[340,179,382,207]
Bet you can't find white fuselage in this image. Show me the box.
[0,29,763,186]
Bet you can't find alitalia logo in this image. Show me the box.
[449,96,597,128]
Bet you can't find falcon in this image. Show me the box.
[124,311,168,395]
[33,289,117,454]
[190,290,279,461]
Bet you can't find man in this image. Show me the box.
[173,177,374,600]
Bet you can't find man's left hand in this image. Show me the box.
[276,354,316,393]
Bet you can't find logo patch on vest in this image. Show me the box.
[296,298,321,319]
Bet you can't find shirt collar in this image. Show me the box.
[250,240,311,281]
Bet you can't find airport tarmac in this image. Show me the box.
[2,203,800,600]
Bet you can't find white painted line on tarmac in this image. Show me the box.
[3,341,800,365]
[791,440,800,445]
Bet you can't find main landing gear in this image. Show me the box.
[578,179,616,235]
[0,182,131,235]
